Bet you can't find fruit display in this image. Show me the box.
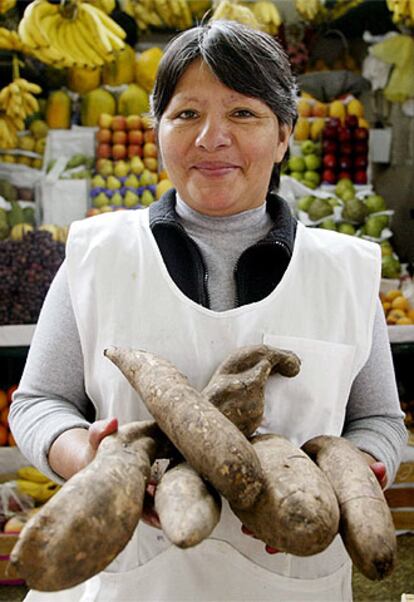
[283,140,322,189]
[210,0,282,34]
[18,0,127,69]
[0,229,66,325]
[380,289,414,325]
[386,0,414,28]
[0,385,17,447]
[0,76,42,150]
[46,153,95,180]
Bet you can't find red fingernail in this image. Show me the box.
[241,525,255,536]
[265,545,280,554]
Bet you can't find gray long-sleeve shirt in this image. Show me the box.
[9,200,407,484]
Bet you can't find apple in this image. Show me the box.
[98,113,113,129]
[354,155,368,169]
[97,143,112,159]
[143,157,158,171]
[353,127,369,141]
[327,117,341,129]
[128,129,144,145]
[96,158,113,176]
[322,139,337,154]
[323,154,337,169]
[345,115,359,130]
[322,168,337,184]
[143,142,157,158]
[322,125,338,140]
[338,170,352,181]
[97,129,112,144]
[112,130,127,145]
[354,141,368,155]
[112,115,127,131]
[143,129,156,144]
[339,156,352,171]
[128,145,143,158]
[126,115,142,130]
[112,144,127,160]
[354,169,368,185]
[338,126,352,143]
[341,142,353,155]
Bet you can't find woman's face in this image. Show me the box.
[157,60,291,216]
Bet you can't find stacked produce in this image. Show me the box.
[0,229,65,325]
[386,0,414,28]
[295,0,364,24]
[0,118,48,169]
[0,385,17,447]
[380,289,414,325]
[0,77,42,150]
[295,177,402,279]
[210,0,282,35]
[283,140,322,189]
[18,0,126,68]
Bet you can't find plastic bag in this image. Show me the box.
[0,481,34,529]
[370,35,414,103]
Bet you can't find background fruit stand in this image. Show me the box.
[0,0,414,596]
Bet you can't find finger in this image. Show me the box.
[370,461,387,489]
[265,545,280,555]
[88,417,118,450]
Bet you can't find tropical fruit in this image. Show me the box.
[67,66,101,95]
[117,84,149,116]
[80,88,116,127]
[135,47,163,93]
[45,90,72,129]
[102,45,136,87]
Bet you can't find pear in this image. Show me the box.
[141,189,154,207]
[124,190,140,208]
[92,175,106,189]
[139,169,153,187]
[124,174,140,188]
[111,191,123,207]
[113,160,130,178]
[130,156,144,175]
[93,192,110,208]
[106,176,121,190]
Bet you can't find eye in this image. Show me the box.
[175,109,198,120]
[232,108,256,118]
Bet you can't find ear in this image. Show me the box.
[274,123,292,164]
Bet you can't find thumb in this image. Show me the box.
[88,417,118,451]
[370,461,387,489]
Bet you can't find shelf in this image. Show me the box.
[0,325,36,348]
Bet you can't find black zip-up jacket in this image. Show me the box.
[149,189,297,308]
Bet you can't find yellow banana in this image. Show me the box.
[16,466,51,484]
[96,5,127,38]
[16,478,61,503]
[80,2,113,54]
[72,17,106,66]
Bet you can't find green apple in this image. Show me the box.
[338,222,356,235]
[304,154,321,171]
[93,192,110,209]
[297,195,315,212]
[382,255,401,279]
[300,140,315,155]
[290,171,304,182]
[335,178,354,199]
[141,189,155,207]
[364,194,386,214]
[107,175,121,190]
[340,188,356,202]
[365,215,389,238]
[380,240,393,257]
[320,218,337,231]
[303,170,321,187]
[124,190,140,208]
[288,156,306,172]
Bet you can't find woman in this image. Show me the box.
[10,20,406,602]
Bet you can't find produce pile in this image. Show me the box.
[10,345,397,591]
[0,385,17,447]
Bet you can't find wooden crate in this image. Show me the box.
[386,461,414,531]
[0,533,24,585]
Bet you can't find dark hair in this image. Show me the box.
[151,20,298,190]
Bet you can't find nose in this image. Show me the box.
[195,115,232,150]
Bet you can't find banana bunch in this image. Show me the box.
[18,0,126,69]
[386,0,414,27]
[0,26,23,51]
[0,114,18,149]
[210,0,260,28]
[252,1,281,35]
[85,0,116,14]
[130,0,163,31]
[130,0,193,31]
[325,0,364,20]
[188,0,211,20]
[295,0,322,22]
[0,0,16,14]
[16,466,60,504]
[0,78,41,133]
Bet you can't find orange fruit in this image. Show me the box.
[0,390,7,411]
[6,384,18,403]
[396,317,413,325]
[407,309,414,322]
[382,301,392,312]
[1,406,9,427]
[384,289,402,302]
[0,424,8,446]
[391,296,410,312]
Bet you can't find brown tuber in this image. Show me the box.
[303,435,397,580]
[10,421,160,591]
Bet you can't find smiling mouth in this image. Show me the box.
[192,164,240,177]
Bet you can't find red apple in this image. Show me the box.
[354,155,368,169]
[354,141,368,155]
[338,170,352,180]
[345,115,359,130]
[143,142,157,158]
[96,129,112,144]
[322,139,337,154]
[143,129,156,144]
[97,143,112,159]
[322,168,337,184]
[323,154,337,169]
[322,125,338,140]
[341,142,353,155]
[126,115,142,130]
[111,115,127,131]
[143,157,158,171]
[338,126,352,143]
[128,129,144,145]
[339,156,352,170]
[353,127,368,141]
[98,113,113,129]
[112,144,127,160]
[354,169,368,185]
[128,145,143,158]
[112,130,127,145]
[327,117,341,129]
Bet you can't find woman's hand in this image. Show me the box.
[142,479,162,529]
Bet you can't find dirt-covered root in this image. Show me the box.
[302,435,397,580]
[202,345,301,437]
[232,434,340,556]
[105,347,264,510]
[155,462,221,548]
[10,421,159,592]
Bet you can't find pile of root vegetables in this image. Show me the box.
[10,345,397,591]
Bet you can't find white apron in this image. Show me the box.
[26,208,381,602]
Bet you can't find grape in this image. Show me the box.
[0,231,65,326]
